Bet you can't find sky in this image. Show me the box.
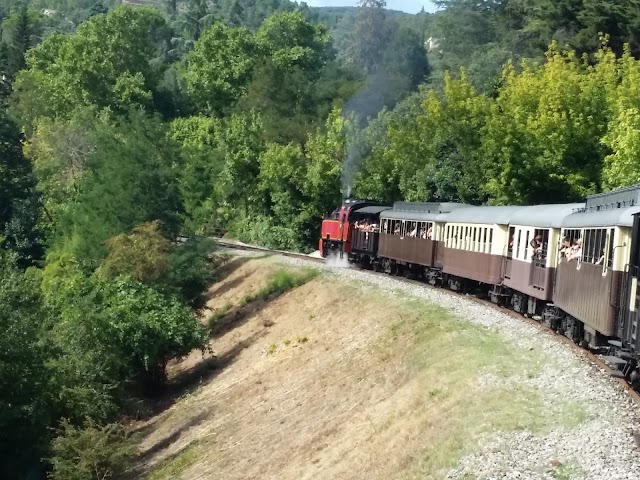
[303,0,438,14]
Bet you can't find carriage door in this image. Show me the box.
[504,226,515,279]
[620,214,640,354]
[529,228,548,290]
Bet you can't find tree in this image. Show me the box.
[256,10,331,74]
[2,6,43,78]
[98,221,217,307]
[601,48,640,188]
[182,21,257,114]
[170,115,226,234]
[11,6,170,127]
[49,420,136,480]
[98,221,171,284]
[348,0,388,74]
[482,46,611,204]
[0,254,52,479]
[0,111,43,266]
[382,25,430,92]
[36,109,184,269]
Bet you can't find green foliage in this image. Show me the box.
[241,267,318,305]
[1,6,44,77]
[256,10,331,73]
[38,109,183,268]
[170,115,226,234]
[98,220,217,307]
[0,110,43,266]
[182,21,258,114]
[347,0,389,74]
[356,42,640,205]
[482,46,610,204]
[166,237,217,308]
[98,221,171,284]
[11,6,169,126]
[49,419,136,480]
[601,48,640,188]
[47,273,209,399]
[0,253,52,479]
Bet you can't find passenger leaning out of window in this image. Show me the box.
[559,237,571,260]
[530,235,543,259]
[567,238,582,261]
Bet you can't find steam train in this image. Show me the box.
[319,185,640,389]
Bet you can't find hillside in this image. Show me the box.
[133,255,639,479]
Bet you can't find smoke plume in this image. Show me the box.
[341,72,399,198]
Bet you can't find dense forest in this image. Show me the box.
[4,0,640,478]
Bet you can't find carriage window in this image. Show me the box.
[488,228,493,252]
[531,228,549,266]
[583,229,607,264]
[516,230,522,259]
[508,227,515,258]
[606,228,615,268]
[524,231,530,259]
[560,229,582,262]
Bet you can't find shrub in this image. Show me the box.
[167,237,217,308]
[48,419,136,480]
[47,274,210,399]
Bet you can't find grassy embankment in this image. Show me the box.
[138,257,590,480]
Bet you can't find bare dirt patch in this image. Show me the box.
[136,258,587,480]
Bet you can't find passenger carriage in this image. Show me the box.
[548,188,640,347]
[348,205,390,265]
[502,204,584,315]
[377,202,468,276]
[438,206,524,291]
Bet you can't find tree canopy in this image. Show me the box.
[5,0,640,477]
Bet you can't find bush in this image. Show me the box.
[228,214,306,252]
[167,237,217,308]
[47,274,209,400]
[48,419,136,480]
[98,223,217,309]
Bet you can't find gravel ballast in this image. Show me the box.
[221,248,640,479]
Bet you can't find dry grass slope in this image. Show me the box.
[135,257,589,480]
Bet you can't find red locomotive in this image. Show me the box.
[319,199,383,258]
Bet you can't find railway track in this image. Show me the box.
[214,237,640,405]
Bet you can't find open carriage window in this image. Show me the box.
[583,229,606,264]
[531,229,549,266]
[560,229,582,261]
[507,227,515,257]
[607,228,615,268]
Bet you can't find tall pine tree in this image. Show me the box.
[349,0,388,74]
